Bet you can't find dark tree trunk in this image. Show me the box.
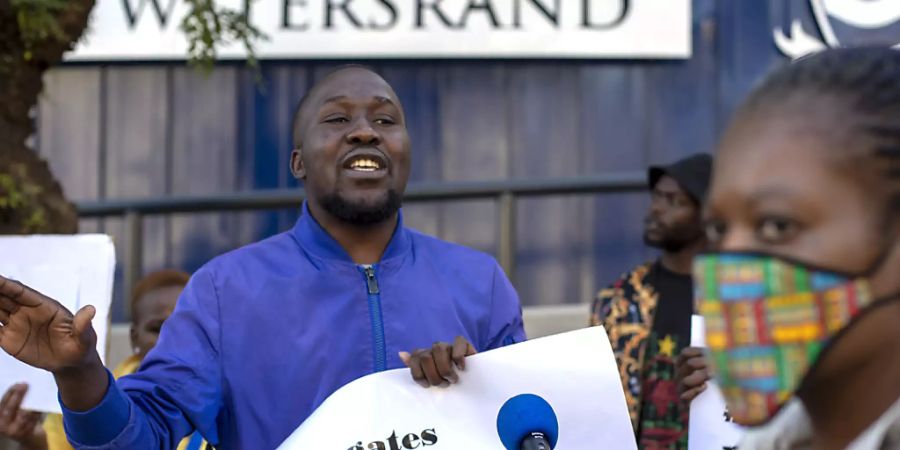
[0,0,95,234]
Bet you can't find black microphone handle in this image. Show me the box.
[520,432,552,450]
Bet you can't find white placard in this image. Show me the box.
[0,235,116,414]
[278,327,637,449]
[688,315,745,450]
[66,0,691,61]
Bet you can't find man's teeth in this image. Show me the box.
[350,159,381,171]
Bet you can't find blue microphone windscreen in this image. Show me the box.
[496,394,559,450]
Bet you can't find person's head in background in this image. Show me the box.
[130,269,190,359]
[644,153,712,273]
[705,47,899,445]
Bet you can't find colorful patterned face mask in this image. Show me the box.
[693,253,874,426]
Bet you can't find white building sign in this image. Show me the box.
[66,0,691,61]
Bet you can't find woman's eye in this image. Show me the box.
[758,217,799,243]
[323,116,348,124]
[373,117,395,125]
[704,221,726,245]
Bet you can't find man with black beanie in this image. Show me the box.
[591,153,712,450]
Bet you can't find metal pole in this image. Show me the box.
[123,210,143,321]
[498,192,516,284]
[75,172,647,217]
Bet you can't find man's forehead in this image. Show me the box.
[309,68,399,106]
[655,175,687,194]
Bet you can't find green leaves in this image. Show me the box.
[11,0,68,60]
[0,172,47,233]
[181,0,268,75]
[10,0,266,75]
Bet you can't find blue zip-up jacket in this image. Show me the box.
[61,205,526,449]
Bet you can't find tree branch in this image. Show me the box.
[182,0,267,74]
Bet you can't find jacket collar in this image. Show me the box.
[291,201,411,265]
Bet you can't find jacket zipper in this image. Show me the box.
[361,265,387,372]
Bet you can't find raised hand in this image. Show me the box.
[0,275,98,373]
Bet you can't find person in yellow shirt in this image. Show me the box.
[0,269,205,450]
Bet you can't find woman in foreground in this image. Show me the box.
[694,46,899,449]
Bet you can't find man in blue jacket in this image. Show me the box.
[0,66,526,449]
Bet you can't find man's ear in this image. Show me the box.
[290,148,306,180]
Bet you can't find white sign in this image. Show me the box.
[0,235,116,414]
[66,0,691,61]
[688,315,745,450]
[278,327,637,449]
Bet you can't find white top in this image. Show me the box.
[738,397,900,450]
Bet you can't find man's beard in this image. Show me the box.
[644,226,704,253]
[318,190,402,225]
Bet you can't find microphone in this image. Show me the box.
[496,394,559,450]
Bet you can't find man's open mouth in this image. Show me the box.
[342,149,389,174]
[347,157,383,172]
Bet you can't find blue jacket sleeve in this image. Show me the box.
[484,263,527,350]
[63,268,224,449]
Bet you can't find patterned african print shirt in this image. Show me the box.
[591,261,694,450]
